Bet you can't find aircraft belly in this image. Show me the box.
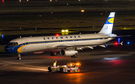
[20,39,111,53]
[21,44,50,53]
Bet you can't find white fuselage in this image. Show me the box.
[8,33,116,53]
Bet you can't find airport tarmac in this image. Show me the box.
[0,45,135,84]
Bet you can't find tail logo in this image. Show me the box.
[108,18,114,24]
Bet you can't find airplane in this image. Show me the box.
[5,12,117,60]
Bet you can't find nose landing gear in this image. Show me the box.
[17,53,21,60]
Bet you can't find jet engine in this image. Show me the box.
[60,49,78,56]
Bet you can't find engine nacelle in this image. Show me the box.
[60,49,78,56]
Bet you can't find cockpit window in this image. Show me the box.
[8,42,18,46]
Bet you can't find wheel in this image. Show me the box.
[71,54,77,58]
[17,53,21,60]
[60,68,63,72]
[67,70,70,72]
[50,51,57,56]
[48,66,52,72]
[17,57,21,60]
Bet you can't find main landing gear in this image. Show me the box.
[17,53,21,60]
[50,51,57,56]
[71,53,77,58]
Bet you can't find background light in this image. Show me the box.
[2,35,4,39]
[127,41,130,45]
[81,10,84,13]
[118,38,120,43]
[61,29,69,35]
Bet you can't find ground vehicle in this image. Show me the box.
[48,62,81,73]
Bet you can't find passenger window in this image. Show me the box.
[66,36,68,38]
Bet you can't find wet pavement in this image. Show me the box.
[0,45,135,84]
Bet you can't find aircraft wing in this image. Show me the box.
[110,35,131,38]
[103,41,123,46]
[52,41,123,51]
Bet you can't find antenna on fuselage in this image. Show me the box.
[20,36,21,38]
[79,32,81,34]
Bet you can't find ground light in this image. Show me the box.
[127,41,130,45]
[81,10,84,13]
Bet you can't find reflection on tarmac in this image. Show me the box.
[67,73,83,83]
[0,49,134,72]
[1,48,135,84]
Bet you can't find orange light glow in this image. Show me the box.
[70,63,73,66]
[75,62,81,66]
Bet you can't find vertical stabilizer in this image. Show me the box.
[99,12,115,34]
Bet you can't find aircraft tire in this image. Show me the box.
[60,68,63,72]
[48,66,52,72]
[50,51,57,56]
[17,57,21,60]
[71,54,77,58]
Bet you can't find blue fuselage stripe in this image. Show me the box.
[7,38,110,53]
[24,38,108,44]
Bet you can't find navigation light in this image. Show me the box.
[114,42,118,45]
[56,34,59,37]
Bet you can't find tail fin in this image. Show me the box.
[99,12,115,34]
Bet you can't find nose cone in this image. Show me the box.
[5,45,9,52]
